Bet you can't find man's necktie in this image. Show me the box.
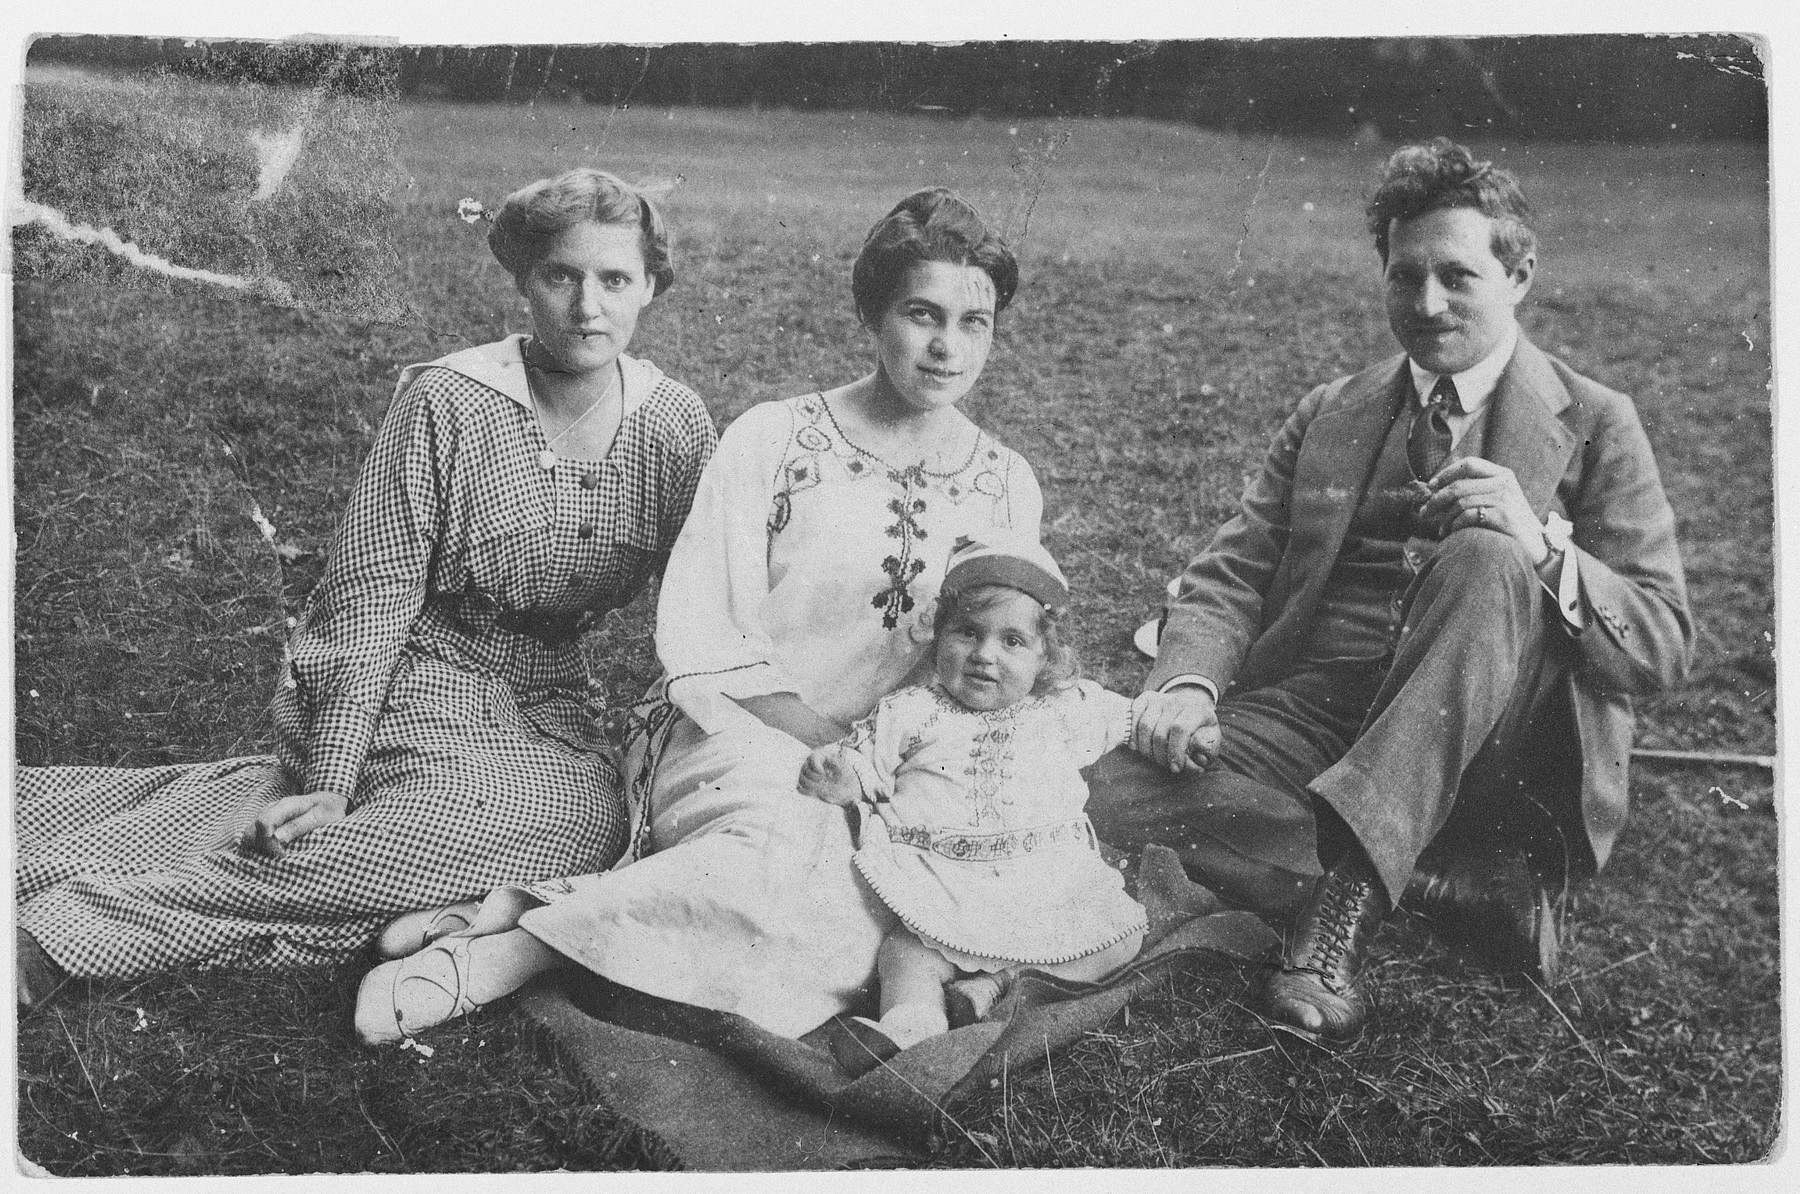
[1407,375,1459,483]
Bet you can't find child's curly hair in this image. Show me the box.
[932,583,1081,696]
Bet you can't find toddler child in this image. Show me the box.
[800,533,1193,1063]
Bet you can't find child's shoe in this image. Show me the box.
[830,1016,905,1077]
[829,1005,945,1077]
[946,972,1011,1027]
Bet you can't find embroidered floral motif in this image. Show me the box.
[845,711,878,755]
[873,464,929,629]
[768,490,792,540]
[900,700,941,760]
[967,710,1016,825]
[775,394,1020,624]
[768,410,832,546]
[889,817,1094,861]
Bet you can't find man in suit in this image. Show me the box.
[1089,138,1692,1041]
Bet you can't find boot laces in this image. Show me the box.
[1294,873,1373,991]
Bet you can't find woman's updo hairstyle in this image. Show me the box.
[488,168,676,295]
[851,187,1018,324]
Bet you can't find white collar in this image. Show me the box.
[1409,324,1519,416]
[394,333,657,419]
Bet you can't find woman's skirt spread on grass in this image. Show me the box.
[518,714,898,1038]
[17,655,626,979]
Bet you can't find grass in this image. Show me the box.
[12,61,1777,1172]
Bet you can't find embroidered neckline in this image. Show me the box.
[925,681,1046,719]
[816,393,986,480]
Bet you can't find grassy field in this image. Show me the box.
[12,63,1777,1172]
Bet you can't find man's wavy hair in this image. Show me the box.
[932,583,1081,698]
[851,187,1019,324]
[1366,138,1537,271]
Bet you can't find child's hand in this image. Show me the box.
[799,745,864,806]
[1184,731,1219,773]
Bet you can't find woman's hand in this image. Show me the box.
[244,791,349,857]
[799,746,864,807]
[730,693,849,749]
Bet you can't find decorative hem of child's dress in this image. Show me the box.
[848,804,1148,970]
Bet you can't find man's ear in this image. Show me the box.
[1508,252,1537,303]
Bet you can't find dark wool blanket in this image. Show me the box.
[520,844,1281,1170]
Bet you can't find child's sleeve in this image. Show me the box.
[1059,679,1139,765]
[837,690,915,803]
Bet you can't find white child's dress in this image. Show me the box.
[840,680,1149,971]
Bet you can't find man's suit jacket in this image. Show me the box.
[1147,335,1693,872]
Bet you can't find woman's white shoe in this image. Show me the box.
[354,937,482,1045]
[372,900,481,960]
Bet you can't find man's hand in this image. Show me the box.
[244,791,348,857]
[1130,687,1221,775]
[1417,457,1549,564]
[798,744,864,807]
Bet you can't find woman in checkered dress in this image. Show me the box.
[15,170,716,1005]
[356,188,1044,1043]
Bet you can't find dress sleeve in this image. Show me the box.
[1005,449,1044,539]
[656,402,807,735]
[836,694,908,804]
[657,383,720,562]
[275,368,449,800]
[1056,680,1139,766]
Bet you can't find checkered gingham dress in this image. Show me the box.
[16,338,715,980]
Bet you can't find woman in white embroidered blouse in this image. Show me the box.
[358,187,1044,1043]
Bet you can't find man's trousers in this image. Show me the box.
[1088,528,1588,915]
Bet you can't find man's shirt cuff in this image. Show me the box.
[1537,512,1585,632]
[1159,674,1219,702]
[1536,550,1584,632]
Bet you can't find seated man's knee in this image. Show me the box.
[1433,527,1537,593]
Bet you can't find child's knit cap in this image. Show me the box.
[942,533,1070,611]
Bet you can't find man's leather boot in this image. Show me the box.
[1404,847,1564,982]
[1265,850,1387,1041]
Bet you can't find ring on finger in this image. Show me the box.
[1474,507,1486,524]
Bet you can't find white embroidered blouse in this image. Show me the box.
[656,392,1042,738]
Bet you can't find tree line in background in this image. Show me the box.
[29,34,1766,142]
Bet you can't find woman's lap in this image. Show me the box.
[18,660,625,978]
[518,715,894,1037]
